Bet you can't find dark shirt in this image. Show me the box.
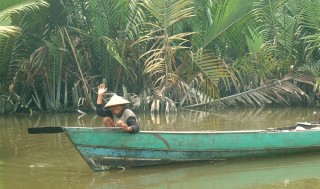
[96,104,139,133]
[96,104,113,117]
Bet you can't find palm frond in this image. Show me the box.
[87,0,129,87]
[0,0,48,21]
[296,0,320,30]
[233,47,278,89]
[88,0,127,35]
[219,74,314,107]
[0,25,20,36]
[245,27,265,54]
[188,48,234,101]
[203,0,255,47]
[0,34,15,85]
[141,0,194,29]
[100,36,126,69]
[125,0,146,39]
[0,28,19,86]
[133,0,196,95]
[183,74,315,109]
[252,0,284,43]
[298,61,320,93]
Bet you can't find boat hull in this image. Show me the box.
[63,127,320,171]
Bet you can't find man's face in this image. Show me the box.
[110,105,123,115]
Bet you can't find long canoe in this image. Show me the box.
[28,123,320,171]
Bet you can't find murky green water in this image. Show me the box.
[1,107,320,189]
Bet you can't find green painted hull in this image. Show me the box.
[63,127,320,171]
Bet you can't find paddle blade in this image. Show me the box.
[28,127,64,134]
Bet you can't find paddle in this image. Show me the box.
[27,126,123,134]
[28,126,64,134]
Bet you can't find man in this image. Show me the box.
[96,83,139,133]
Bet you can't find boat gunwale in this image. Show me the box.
[76,144,320,151]
[63,127,320,134]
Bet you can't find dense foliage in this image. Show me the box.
[1,0,320,114]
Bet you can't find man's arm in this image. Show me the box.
[126,117,139,133]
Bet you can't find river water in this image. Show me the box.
[1,107,320,189]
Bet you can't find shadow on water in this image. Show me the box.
[0,107,320,189]
[87,153,320,189]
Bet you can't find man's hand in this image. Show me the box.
[97,83,107,105]
[121,124,133,132]
[116,120,132,132]
[98,83,107,95]
[115,120,124,127]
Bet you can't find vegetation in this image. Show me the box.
[1,0,320,114]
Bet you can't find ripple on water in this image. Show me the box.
[28,163,54,168]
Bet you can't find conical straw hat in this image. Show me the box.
[104,94,130,108]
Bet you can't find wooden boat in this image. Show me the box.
[28,122,320,171]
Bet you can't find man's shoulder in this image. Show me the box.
[123,109,136,117]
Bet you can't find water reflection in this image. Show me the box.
[0,107,320,189]
[141,107,317,131]
[0,107,316,131]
